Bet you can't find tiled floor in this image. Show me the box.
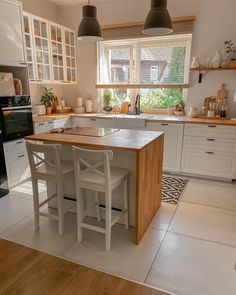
[0,177,236,295]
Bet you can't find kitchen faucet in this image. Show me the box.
[127,94,141,115]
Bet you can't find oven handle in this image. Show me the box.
[2,106,32,111]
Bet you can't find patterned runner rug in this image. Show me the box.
[162,175,189,205]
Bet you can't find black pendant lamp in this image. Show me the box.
[143,0,173,36]
[77,0,103,41]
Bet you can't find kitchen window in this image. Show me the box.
[97,34,192,110]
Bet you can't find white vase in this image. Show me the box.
[188,106,198,118]
[212,51,221,68]
[190,57,200,69]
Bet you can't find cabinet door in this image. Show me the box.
[146,122,184,172]
[49,23,65,83]
[23,12,36,80]
[64,29,76,83]
[6,150,30,188]
[46,120,54,131]
[181,148,236,180]
[0,0,25,66]
[31,15,51,82]
[34,122,47,134]
[75,118,113,128]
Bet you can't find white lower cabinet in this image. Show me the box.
[73,117,113,128]
[3,140,30,188]
[146,122,184,172]
[181,123,236,180]
[34,122,47,134]
[181,149,236,179]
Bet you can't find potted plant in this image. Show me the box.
[103,90,113,112]
[41,86,55,114]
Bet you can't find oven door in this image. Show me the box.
[1,106,34,142]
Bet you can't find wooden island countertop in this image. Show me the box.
[25,129,164,152]
[26,129,164,244]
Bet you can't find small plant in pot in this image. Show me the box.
[41,86,55,114]
[103,90,113,112]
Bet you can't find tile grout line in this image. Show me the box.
[143,176,192,284]
[180,199,236,212]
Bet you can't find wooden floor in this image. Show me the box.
[0,239,170,295]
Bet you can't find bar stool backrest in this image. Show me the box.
[72,147,113,187]
[26,141,62,178]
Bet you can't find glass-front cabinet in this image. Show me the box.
[64,29,76,83]
[23,13,36,80]
[23,12,77,84]
[31,15,51,82]
[50,23,64,82]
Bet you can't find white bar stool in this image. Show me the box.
[72,146,129,251]
[26,141,74,236]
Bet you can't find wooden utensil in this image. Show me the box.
[217,83,228,104]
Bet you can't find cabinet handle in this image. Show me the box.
[208,125,217,128]
[207,138,215,142]
[38,123,45,126]
[90,118,96,121]
[16,140,24,144]
[161,123,169,126]
[205,151,214,155]
[20,62,27,65]
[18,154,25,158]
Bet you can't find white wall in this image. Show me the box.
[20,0,65,105]
[59,0,236,117]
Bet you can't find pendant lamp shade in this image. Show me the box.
[143,0,173,36]
[77,4,103,41]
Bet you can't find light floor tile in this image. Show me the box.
[150,202,176,231]
[10,180,47,202]
[63,224,165,283]
[2,210,77,256]
[0,195,33,233]
[182,179,236,210]
[169,202,236,247]
[146,233,236,295]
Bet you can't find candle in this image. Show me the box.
[86,100,92,113]
[76,97,83,107]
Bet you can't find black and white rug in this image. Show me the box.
[161,175,189,205]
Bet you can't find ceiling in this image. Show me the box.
[47,0,111,6]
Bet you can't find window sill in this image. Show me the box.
[96,84,190,89]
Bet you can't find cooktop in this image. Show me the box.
[63,127,120,137]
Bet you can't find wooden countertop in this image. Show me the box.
[25,129,164,152]
[33,112,236,126]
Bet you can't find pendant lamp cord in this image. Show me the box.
[88,0,91,4]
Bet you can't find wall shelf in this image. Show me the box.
[190,67,236,83]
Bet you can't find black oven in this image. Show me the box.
[0,96,34,142]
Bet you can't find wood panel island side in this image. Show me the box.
[25,129,164,244]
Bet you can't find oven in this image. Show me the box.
[0,96,34,142]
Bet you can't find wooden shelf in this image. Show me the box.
[96,84,190,90]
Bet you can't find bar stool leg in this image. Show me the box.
[95,191,101,221]
[32,178,39,230]
[57,180,64,236]
[105,190,112,251]
[124,175,129,229]
[77,188,83,242]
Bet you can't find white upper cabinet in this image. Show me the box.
[64,29,76,83]
[50,23,65,83]
[23,12,77,84]
[0,0,26,66]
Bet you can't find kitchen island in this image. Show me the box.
[26,128,164,244]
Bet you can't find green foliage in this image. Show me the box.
[103,90,113,107]
[164,47,186,84]
[141,47,186,109]
[40,86,55,107]
[141,88,184,109]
